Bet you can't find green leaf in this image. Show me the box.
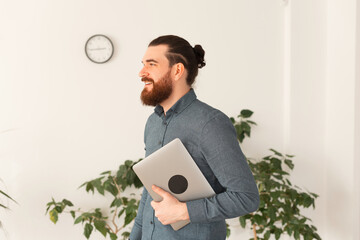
[100,170,111,175]
[258,183,265,192]
[234,124,242,139]
[62,199,74,207]
[300,217,307,224]
[239,216,246,228]
[94,220,107,237]
[49,209,58,224]
[0,190,17,203]
[94,208,103,218]
[226,224,231,238]
[240,121,251,131]
[286,225,293,235]
[270,191,281,199]
[247,120,257,125]
[238,132,245,143]
[70,210,76,219]
[74,216,83,224]
[240,109,253,118]
[304,194,314,208]
[269,149,283,157]
[93,178,105,195]
[110,232,118,240]
[126,170,136,186]
[284,159,294,170]
[45,205,51,214]
[55,206,63,213]
[230,117,235,124]
[122,231,130,239]
[313,232,321,240]
[118,208,125,218]
[117,165,127,178]
[125,160,133,167]
[286,179,292,186]
[310,192,319,198]
[252,214,263,225]
[270,158,282,170]
[311,225,318,231]
[268,206,276,220]
[86,182,94,194]
[258,199,265,209]
[105,182,118,196]
[124,211,136,226]
[121,197,129,205]
[78,181,87,189]
[275,229,281,240]
[133,175,143,188]
[84,223,93,239]
[294,230,300,240]
[304,232,312,240]
[264,231,271,240]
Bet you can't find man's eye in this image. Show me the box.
[150,63,156,66]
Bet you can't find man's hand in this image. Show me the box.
[150,185,190,225]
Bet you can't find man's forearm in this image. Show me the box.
[186,189,259,223]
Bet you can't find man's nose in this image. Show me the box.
[139,67,148,78]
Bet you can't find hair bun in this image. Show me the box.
[193,45,206,69]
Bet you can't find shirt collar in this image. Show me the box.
[154,88,197,116]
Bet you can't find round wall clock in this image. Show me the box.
[85,34,114,64]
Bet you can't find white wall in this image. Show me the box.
[325,0,358,239]
[355,0,360,238]
[287,1,359,240]
[286,0,328,237]
[0,0,358,239]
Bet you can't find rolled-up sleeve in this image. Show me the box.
[186,112,259,223]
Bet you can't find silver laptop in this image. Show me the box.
[132,138,215,231]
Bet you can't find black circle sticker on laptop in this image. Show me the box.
[168,175,188,194]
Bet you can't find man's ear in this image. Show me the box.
[173,63,185,81]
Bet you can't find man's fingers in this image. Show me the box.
[150,200,157,209]
[152,185,169,198]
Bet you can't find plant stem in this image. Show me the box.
[253,224,258,240]
[111,176,125,234]
[112,207,119,233]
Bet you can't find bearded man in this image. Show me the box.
[130,35,259,240]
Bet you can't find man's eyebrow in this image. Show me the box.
[142,59,159,64]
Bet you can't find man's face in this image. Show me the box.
[139,45,173,106]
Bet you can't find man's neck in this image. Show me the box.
[160,87,191,115]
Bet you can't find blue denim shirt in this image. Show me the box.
[130,89,259,240]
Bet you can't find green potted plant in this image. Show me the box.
[232,110,321,240]
[46,159,143,240]
[46,109,321,240]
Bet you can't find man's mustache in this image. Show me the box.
[142,77,154,83]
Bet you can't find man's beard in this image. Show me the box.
[140,70,173,106]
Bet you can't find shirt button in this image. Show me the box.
[150,221,153,224]
[158,141,162,145]
[163,122,167,125]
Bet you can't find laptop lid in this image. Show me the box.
[132,138,215,230]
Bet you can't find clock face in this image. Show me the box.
[85,34,114,64]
